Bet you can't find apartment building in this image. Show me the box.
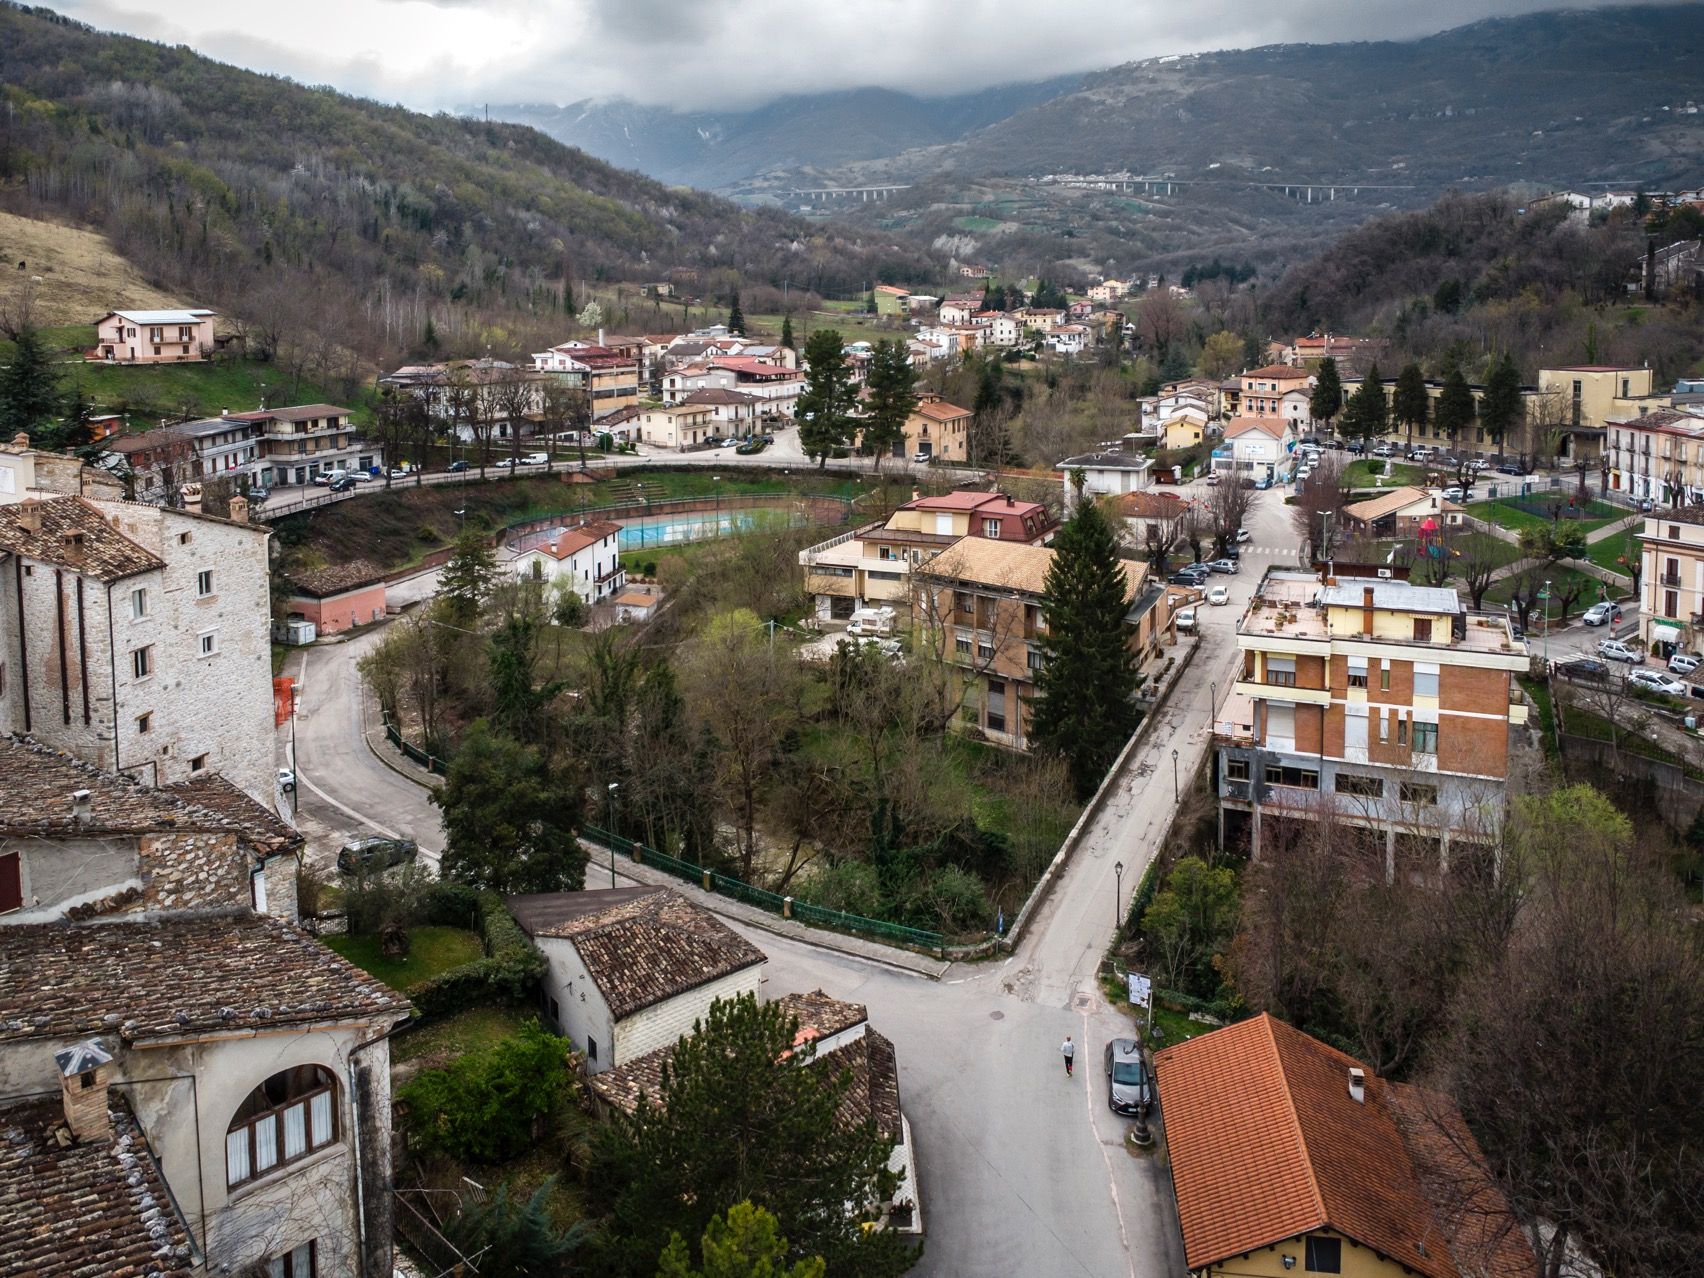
[1236,365,1314,421]
[0,495,276,801]
[634,402,718,450]
[228,403,378,487]
[104,415,272,500]
[91,308,216,364]
[1604,406,1704,502]
[903,395,974,462]
[1637,508,1704,651]
[1213,571,1530,865]
[1537,365,1656,428]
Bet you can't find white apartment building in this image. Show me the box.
[512,520,626,604]
[0,495,276,801]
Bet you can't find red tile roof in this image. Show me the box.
[914,399,972,423]
[1155,1014,1529,1278]
[0,497,164,582]
[1242,365,1313,380]
[532,521,621,560]
[1224,416,1290,439]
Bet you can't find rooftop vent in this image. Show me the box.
[1348,1067,1366,1105]
[53,1039,115,1142]
[70,789,93,825]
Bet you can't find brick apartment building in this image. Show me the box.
[1213,570,1530,866]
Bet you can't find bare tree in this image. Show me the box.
[1289,454,1350,563]
[1206,477,1253,557]
[1456,530,1506,608]
[495,371,539,469]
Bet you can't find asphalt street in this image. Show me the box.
[283,485,1290,1276]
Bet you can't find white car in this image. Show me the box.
[1206,585,1230,606]
[1627,669,1687,697]
[1176,606,1197,633]
[1235,528,1252,543]
[1597,638,1644,664]
[1442,486,1471,502]
[1669,652,1702,675]
[520,452,550,466]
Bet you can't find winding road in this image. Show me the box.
[282,483,1291,1276]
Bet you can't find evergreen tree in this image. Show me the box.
[1339,361,1388,447]
[1029,479,1140,800]
[1435,364,1476,450]
[727,291,745,335]
[422,316,439,352]
[445,1177,586,1278]
[1308,356,1343,434]
[438,528,499,627]
[434,720,587,893]
[796,329,854,469]
[593,995,912,1278]
[859,339,918,472]
[1392,362,1430,450]
[1480,352,1523,458]
[779,313,795,351]
[0,324,63,441]
[658,1203,826,1278]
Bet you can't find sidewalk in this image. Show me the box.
[358,706,949,980]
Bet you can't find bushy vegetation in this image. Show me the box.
[399,1020,572,1164]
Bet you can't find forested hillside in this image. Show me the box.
[0,3,930,365]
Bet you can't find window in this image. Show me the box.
[177,531,190,545]
[266,1242,316,1278]
[983,518,1002,538]
[1399,781,1438,806]
[1305,1236,1342,1273]
[978,639,994,661]
[131,646,153,679]
[130,587,148,620]
[1413,665,1439,698]
[1335,774,1383,798]
[199,630,219,657]
[191,754,208,772]
[0,850,20,914]
[1346,656,1368,689]
[587,1036,598,1062]
[1397,717,1408,747]
[549,997,560,1022]
[986,679,1007,734]
[1226,758,1250,782]
[1380,662,1391,691]
[955,635,971,656]
[1412,721,1438,755]
[1263,764,1320,790]
[136,713,152,735]
[1266,656,1297,687]
[226,1066,337,1188]
[1412,618,1434,642]
[1028,649,1045,671]
[1666,589,1680,620]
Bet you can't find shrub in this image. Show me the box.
[400,1020,570,1163]
[407,890,546,1017]
[421,880,481,928]
[643,560,657,577]
[344,863,432,937]
[909,866,990,933]
[798,860,882,917]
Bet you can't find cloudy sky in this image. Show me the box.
[53,0,1671,112]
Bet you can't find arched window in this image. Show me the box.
[226,1065,337,1188]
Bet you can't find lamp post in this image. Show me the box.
[1171,748,1180,802]
[1114,860,1124,932]
[1210,680,1217,732]
[605,782,620,888]
[1542,578,1552,666]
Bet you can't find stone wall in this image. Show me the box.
[139,831,248,912]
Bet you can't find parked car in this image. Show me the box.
[492,457,518,469]
[1104,1038,1153,1117]
[327,475,357,493]
[1407,448,1430,462]
[1175,606,1197,633]
[1168,567,1208,586]
[1235,528,1252,542]
[520,452,550,466]
[1495,462,1525,477]
[912,451,932,464]
[1467,458,1490,472]
[1345,442,1366,455]
[276,767,295,793]
[1557,657,1609,682]
[313,469,349,487]
[1670,652,1703,675]
[1372,444,1395,458]
[1582,601,1624,627]
[1634,497,1656,513]
[336,836,418,876]
[1597,638,1644,664]
[1206,558,1239,575]
[446,459,470,472]
[245,486,271,503]
[1441,486,1472,502]
[386,467,409,478]
[1206,585,1230,606]
[1628,669,1688,697]
[1204,471,1222,485]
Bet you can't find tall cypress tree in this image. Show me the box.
[1435,364,1476,451]
[859,340,918,471]
[1392,362,1429,450]
[1480,353,1523,458]
[1030,481,1139,800]
[1309,356,1343,435]
[779,313,794,351]
[726,292,745,335]
[1340,361,1387,447]
[796,329,853,468]
[0,325,63,441]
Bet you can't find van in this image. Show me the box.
[845,606,896,638]
[315,468,349,487]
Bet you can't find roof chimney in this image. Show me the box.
[1348,1067,1366,1105]
[54,1040,115,1142]
[11,431,28,449]
[1006,493,1015,506]
[71,789,93,825]
[60,530,86,563]
[228,495,249,524]
[17,501,42,534]
[1361,586,1375,637]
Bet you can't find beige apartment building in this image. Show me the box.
[1538,365,1657,428]
[1214,571,1530,865]
[1638,509,1704,651]
[1604,406,1704,503]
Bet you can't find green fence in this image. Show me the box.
[581,824,944,952]
[384,719,449,775]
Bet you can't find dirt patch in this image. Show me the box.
[0,210,184,325]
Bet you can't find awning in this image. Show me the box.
[1652,621,1684,636]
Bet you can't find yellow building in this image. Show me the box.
[1156,1014,1534,1278]
[1164,411,1207,451]
[1639,508,1704,650]
[1537,365,1656,427]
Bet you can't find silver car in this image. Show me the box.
[1104,1038,1153,1117]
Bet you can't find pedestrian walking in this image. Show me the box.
[1061,1036,1075,1077]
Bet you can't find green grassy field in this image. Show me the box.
[1343,459,1425,488]
[1585,526,1640,578]
[391,1005,535,1066]
[323,926,483,991]
[1468,496,1623,538]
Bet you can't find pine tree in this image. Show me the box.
[438,528,498,627]
[1480,352,1523,458]
[726,291,745,335]
[421,316,438,352]
[1435,364,1476,450]
[1340,361,1387,447]
[779,313,794,351]
[657,1203,825,1278]
[859,339,917,472]
[1030,480,1140,800]
[1309,356,1343,435]
[1392,362,1429,451]
[796,329,854,469]
[434,720,586,894]
[0,325,63,441]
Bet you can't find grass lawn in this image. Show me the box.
[1556,699,1704,779]
[1585,526,1640,579]
[391,1005,534,1066]
[1467,496,1623,538]
[323,926,482,991]
[1343,459,1425,488]
[1482,566,1606,619]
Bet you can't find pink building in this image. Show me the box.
[284,561,389,636]
[91,309,217,364]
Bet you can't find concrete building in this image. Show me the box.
[872,284,911,316]
[1236,365,1315,420]
[1637,508,1704,652]
[0,495,275,801]
[1213,571,1530,863]
[1156,1013,1534,1278]
[91,309,216,365]
[1604,406,1704,503]
[635,402,717,450]
[530,344,641,419]
[1058,444,1157,505]
[506,887,766,1074]
[226,404,377,489]
[1538,365,1657,428]
[680,387,763,432]
[0,912,410,1277]
[903,395,974,462]
[284,560,390,637]
[1218,417,1295,483]
[512,521,625,604]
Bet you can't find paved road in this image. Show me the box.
[283,487,1289,1275]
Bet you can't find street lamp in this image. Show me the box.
[1113,860,1124,932]
[1542,578,1552,665]
[1171,748,1180,802]
[605,782,620,888]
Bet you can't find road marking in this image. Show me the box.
[1081,1000,1139,1278]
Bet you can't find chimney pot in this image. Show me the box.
[17,502,42,534]
[1348,1067,1366,1104]
[228,495,249,524]
[71,789,93,824]
[53,1040,115,1142]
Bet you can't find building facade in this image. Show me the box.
[512,521,626,604]
[91,309,216,364]
[903,395,974,462]
[1637,509,1704,651]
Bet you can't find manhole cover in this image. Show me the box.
[989,1011,1004,1021]
[1072,993,1093,1012]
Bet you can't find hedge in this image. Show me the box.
[407,890,546,1019]
[1156,986,1242,1024]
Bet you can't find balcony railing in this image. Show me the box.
[1662,573,1683,588]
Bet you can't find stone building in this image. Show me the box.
[0,494,275,802]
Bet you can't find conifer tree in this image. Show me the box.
[1030,479,1140,799]
[796,329,854,468]
[780,313,794,350]
[1435,364,1477,451]
[727,292,745,335]
[859,339,918,472]
[1309,356,1343,435]
[1480,352,1523,458]
[1392,362,1430,451]
[1340,361,1388,447]
[438,528,498,627]
[0,324,63,440]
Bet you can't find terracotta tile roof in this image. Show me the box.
[531,521,622,560]
[1243,364,1313,380]
[1224,416,1290,439]
[1155,1014,1478,1278]
[914,399,972,423]
[226,403,353,422]
[160,773,303,859]
[0,913,411,1045]
[924,538,1054,595]
[505,888,765,1019]
[1343,488,1463,524]
[681,388,760,406]
[0,1095,194,1277]
[775,989,868,1042]
[0,497,163,581]
[287,557,389,598]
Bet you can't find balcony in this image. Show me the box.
[1232,679,1331,706]
[1662,573,1683,588]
